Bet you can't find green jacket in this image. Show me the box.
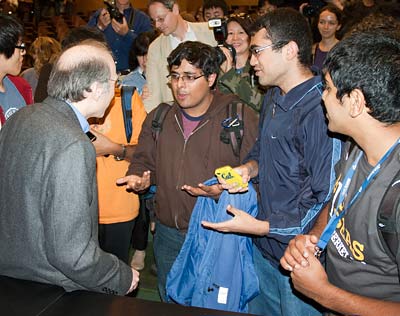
[217,61,263,113]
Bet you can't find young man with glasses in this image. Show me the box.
[117,41,258,301]
[0,14,33,120]
[202,8,342,316]
[143,0,216,113]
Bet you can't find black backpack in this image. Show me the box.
[346,143,400,260]
[150,101,244,157]
[377,170,400,261]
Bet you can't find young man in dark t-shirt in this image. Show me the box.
[281,31,400,315]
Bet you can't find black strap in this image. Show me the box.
[219,101,244,157]
[377,170,400,261]
[151,103,172,143]
[228,101,243,157]
[121,85,135,143]
[127,7,136,29]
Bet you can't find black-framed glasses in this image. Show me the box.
[15,43,26,52]
[249,43,274,57]
[166,73,205,84]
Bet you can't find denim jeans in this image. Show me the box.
[153,221,186,302]
[249,246,323,316]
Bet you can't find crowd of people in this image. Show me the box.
[0,0,399,315]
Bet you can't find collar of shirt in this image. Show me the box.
[272,75,322,112]
[64,100,90,132]
[170,23,197,50]
[123,5,133,16]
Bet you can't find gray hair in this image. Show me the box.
[48,41,112,102]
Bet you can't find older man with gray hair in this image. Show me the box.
[0,40,139,295]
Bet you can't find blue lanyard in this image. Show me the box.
[315,139,400,257]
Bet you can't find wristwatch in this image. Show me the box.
[114,144,126,161]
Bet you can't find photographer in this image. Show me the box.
[215,14,263,113]
[88,0,153,73]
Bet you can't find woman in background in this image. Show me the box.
[218,14,263,113]
[312,5,342,71]
[20,36,61,96]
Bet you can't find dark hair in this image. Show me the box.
[129,31,158,70]
[147,0,175,11]
[0,13,24,59]
[48,41,111,102]
[318,5,342,25]
[323,31,400,124]
[251,8,312,67]
[61,26,107,49]
[227,14,255,36]
[167,41,223,78]
[203,0,229,17]
[257,0,284,9]
[347,13,400,38]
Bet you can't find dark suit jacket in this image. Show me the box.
[0,97,132,295]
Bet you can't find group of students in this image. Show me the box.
[0,1,399,316]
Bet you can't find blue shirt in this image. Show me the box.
[65,100,89,132]
[0,76,26,120]
[88,6,152,72]
[246,75,342,267]
[121,67,146,95]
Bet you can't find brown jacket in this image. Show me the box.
[127,91,259,230]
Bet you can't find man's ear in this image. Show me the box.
[86,81,102,101]
[285,41,299,61]
[207,73,217,87]
[348,88,367,118]
[172,3,179,14]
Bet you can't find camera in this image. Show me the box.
[302,0,326,18]
[104,1,124,23]
[208,18,236,67]
[208,18,228,45]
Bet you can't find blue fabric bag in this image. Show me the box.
[166,177,259,312]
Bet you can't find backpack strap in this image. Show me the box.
[127,6,136,29]
[151,103,172,143]
[121,85,135,143]
[377,171,400,261]
[220,100,244,157]
[344,141,400,260]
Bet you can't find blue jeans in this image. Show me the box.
[153,221,186,302]
[249,246,323,316]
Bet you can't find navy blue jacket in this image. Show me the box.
[166,178,259,312]
[88,6,152,72]
[246,76,342,268]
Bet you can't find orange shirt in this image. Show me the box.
[94,90,146,224]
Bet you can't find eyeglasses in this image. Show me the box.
[249,43,274,57]
[167,73,205,84]
[15,43,26,52]
[153,12,170,24]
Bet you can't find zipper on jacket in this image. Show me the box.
[175,114,210,190]
[173,114,210,229]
